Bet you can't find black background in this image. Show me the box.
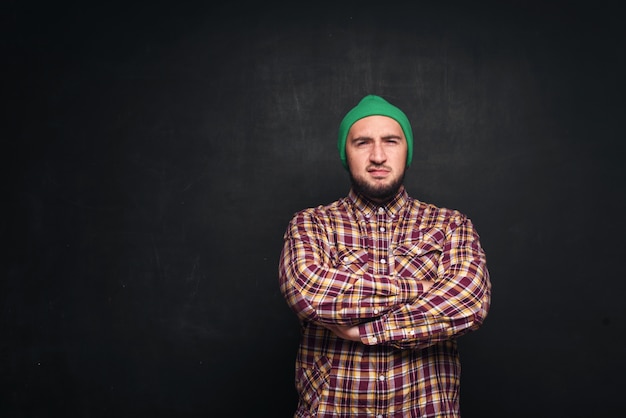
[4,1,625,417]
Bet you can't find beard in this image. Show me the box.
[349,168,405,203]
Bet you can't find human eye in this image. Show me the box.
[352,137,370,147]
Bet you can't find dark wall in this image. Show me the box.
[4,1,625,416]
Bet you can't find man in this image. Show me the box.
[278,95,491,417]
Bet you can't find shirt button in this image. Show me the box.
[380,258,386,264]
[378,207,384,214]
[379,375,386,381]
[373,309,379,315]
[379,226,386,232]
[343,257,350,263]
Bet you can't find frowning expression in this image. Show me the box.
[346,115,408,202]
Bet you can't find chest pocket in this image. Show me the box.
[393,240,442,281]
[335,247,369,275]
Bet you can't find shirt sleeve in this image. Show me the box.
[278,209,426,325]
[358,214,491,349]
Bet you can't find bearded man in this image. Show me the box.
[279,95,492,418]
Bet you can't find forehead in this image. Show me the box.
[349,115,403,137]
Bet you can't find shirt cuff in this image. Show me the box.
[359,320,384,345]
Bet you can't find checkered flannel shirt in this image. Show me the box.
[279,187,491,417]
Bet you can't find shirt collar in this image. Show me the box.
[347,186,409,219]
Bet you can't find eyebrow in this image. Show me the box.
[350,134,403,142]
[382,134,403,140]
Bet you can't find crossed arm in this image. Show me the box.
[325,280,435,342]
[278,210,491,349]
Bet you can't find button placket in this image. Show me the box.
[375,209,388,275]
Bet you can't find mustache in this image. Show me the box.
[366,164,391,171]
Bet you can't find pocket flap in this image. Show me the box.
[336,247,369,266]
[395,241,441,257]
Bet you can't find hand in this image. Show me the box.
[325,324,361,342]
[420,280,434,292]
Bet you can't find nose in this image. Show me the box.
[369,141,387,164]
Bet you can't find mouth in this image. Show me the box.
[367,167,391,178]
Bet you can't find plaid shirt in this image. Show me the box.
[279,187,491,417]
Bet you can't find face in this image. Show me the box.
[346,115,408,202]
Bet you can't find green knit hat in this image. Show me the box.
[337,95,413,169]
